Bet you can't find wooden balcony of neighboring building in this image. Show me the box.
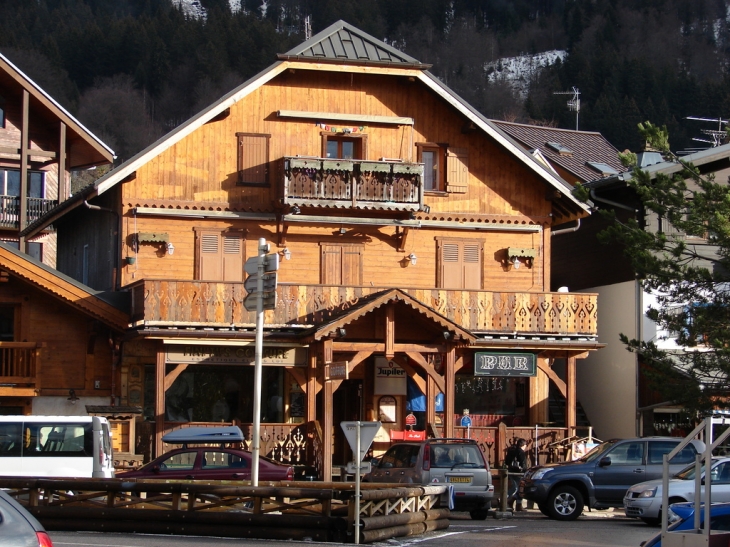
[0,196,58,229]
[0,342,41,396]
[129,281,598,338]
[282,157,424,212]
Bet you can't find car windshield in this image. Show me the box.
[580,440,619,462]
[675,459,724,481]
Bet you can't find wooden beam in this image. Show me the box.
[323,339,333,364]
[385,303,395,359]
[0,146,56,158]
[322,377,333,481]
[19,90,29,249]
[287,366,306,392]
[405,351,445,394]
[163,364,189,391]
[155,347,165,459]
[454,355,465,374]
[306,344,318,420]
[58,122,67,200]
[444,346,455,438]
[566,355,577,436]
[536,358,566,399]
[426,376,436,426]
[332,342,446,353]
[345,351,372,374]
[392,355,425,394]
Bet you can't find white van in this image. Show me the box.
[0,416,114,478]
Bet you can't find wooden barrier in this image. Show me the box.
[0,477,449,544]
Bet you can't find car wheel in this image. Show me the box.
[547,486,584,521]
[470,508,489,520]
[538,502,550,516]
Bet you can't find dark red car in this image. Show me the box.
[118,426,294,482]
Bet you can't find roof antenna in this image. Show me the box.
[554,87,580,130]
[304,16,312,40]
[685,116,729,148]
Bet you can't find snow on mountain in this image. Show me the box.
[172,0,242,20]
[486,50,566,99]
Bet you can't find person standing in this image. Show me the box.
[505,438,528,511]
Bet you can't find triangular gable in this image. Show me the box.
[280,20,426,67]
[22,21,588,238]
[0,53,114,168]
[305,288,476,343]
[0,243,129,331]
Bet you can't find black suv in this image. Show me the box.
[519,437,706,520]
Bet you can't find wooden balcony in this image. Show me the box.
[283,157,424,212]
[129,281,597,337]
[0,342,40,394]
[0,196,58,229]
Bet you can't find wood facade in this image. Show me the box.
[23,21,601,476]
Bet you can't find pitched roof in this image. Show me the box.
[0,243,129,331]
[22,21,589,238]
[490,120,626,184]
[280,20,426,67]
[305,288,476,343]
[0,52,114,168]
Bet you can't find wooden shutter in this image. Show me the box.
[237,133,269,185]
[438,239,482,289]
[462,242,482,289]
[222,235,244,281]
[341,245,363,285]
[321,245,342,285]
[440,242,463,289]
[198,233,222,281]
[446,148,468,194]
[320,244,363,285]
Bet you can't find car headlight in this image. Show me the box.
[530,468,553,480]
[636,487,657,498]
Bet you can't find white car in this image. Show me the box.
[624,457,730,524]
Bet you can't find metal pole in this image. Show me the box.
[355,421,361,545]
[251,238,267,486]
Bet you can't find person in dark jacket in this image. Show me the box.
[505,438,528,511]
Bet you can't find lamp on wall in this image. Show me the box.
[337,328,347,338]
[443,331,452,340]
[281,247,292,260]
[67,389,79,405]
[339,227,347,235]
[408,253,417,266]
[506,247,535,270]
[166,242,175,255]
[290,205,301,215]
[512,256,521,269]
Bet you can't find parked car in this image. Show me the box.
[520,437,706,521]
[625,457,730,525]
[363,438,494,520]
[640,502,730,547]
[117,426,294,482]
[0,489,54,546]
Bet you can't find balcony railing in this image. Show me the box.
[0,196,58,229]
[129,281,597,337]
[283,157,424,211]
[0,342,40,385]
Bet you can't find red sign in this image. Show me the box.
[405,413,417,426]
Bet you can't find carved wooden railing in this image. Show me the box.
[129,281,598,337]
[0,342,40,385]
[0,195,57,228]
[283,157,424,211]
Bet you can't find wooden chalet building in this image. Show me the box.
[23,22,602,478]
[0,52,114,266]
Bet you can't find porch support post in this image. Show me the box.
[306,344,318,421]
[444,345,455,438]
[19,90,29,250]
[566,354,577,436]
[385,303,395,359]
[426,376,436,428]
[322,339,333,482]
[155,347,165,459]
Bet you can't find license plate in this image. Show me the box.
[448,477,471,483]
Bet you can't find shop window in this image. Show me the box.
[320,243,363,285]
[437,238,482,289]
[322,134,366,159]
[236,133,269,186]
[195,229,245,281]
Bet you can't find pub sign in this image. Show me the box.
[473,352,536,377]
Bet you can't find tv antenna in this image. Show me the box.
[554,87,580,130]
[685,116,729,148]
[304,16,312,40]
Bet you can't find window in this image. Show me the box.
[195,230,245,281]
[203,451,247,469]
[320,243,363,285]
[0,95,4,128]
[0,169,44,198]
[322,134,366,159]
[607,442,644,465]
[236,133,269,186]
[158,450,197,471]
[418,144,443,191]
[0,305,14,341]
[437,239,482,289]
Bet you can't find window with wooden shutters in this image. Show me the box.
[320,243,363,285]
[237,133,270,186]
[417,143,445,192]
[437,239,482,289]
[446,147,468,194]
[196,230,245,281]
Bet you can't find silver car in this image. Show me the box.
[0,490,54,546]
[364,438,494,519]
[624,457,730,525]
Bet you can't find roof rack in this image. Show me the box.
[162,426,244,448]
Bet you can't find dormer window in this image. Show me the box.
[586,162,619,176]
[546,142,573,156]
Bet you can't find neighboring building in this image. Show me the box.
[0,53,114,267]
[553,143,730,439]
[24,21,601,478]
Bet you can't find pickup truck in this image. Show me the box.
[519,437,706,520]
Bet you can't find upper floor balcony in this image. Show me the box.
[128,281,598,339]
[0,342,40,394]
[282,157,424,212]
[0,196,58,229]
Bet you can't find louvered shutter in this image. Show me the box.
[199,233,222,280]
[222,235,244,281]
[440,242,463,289]
[462,242,482,289]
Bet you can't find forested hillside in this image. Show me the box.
[1,0,729,164]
